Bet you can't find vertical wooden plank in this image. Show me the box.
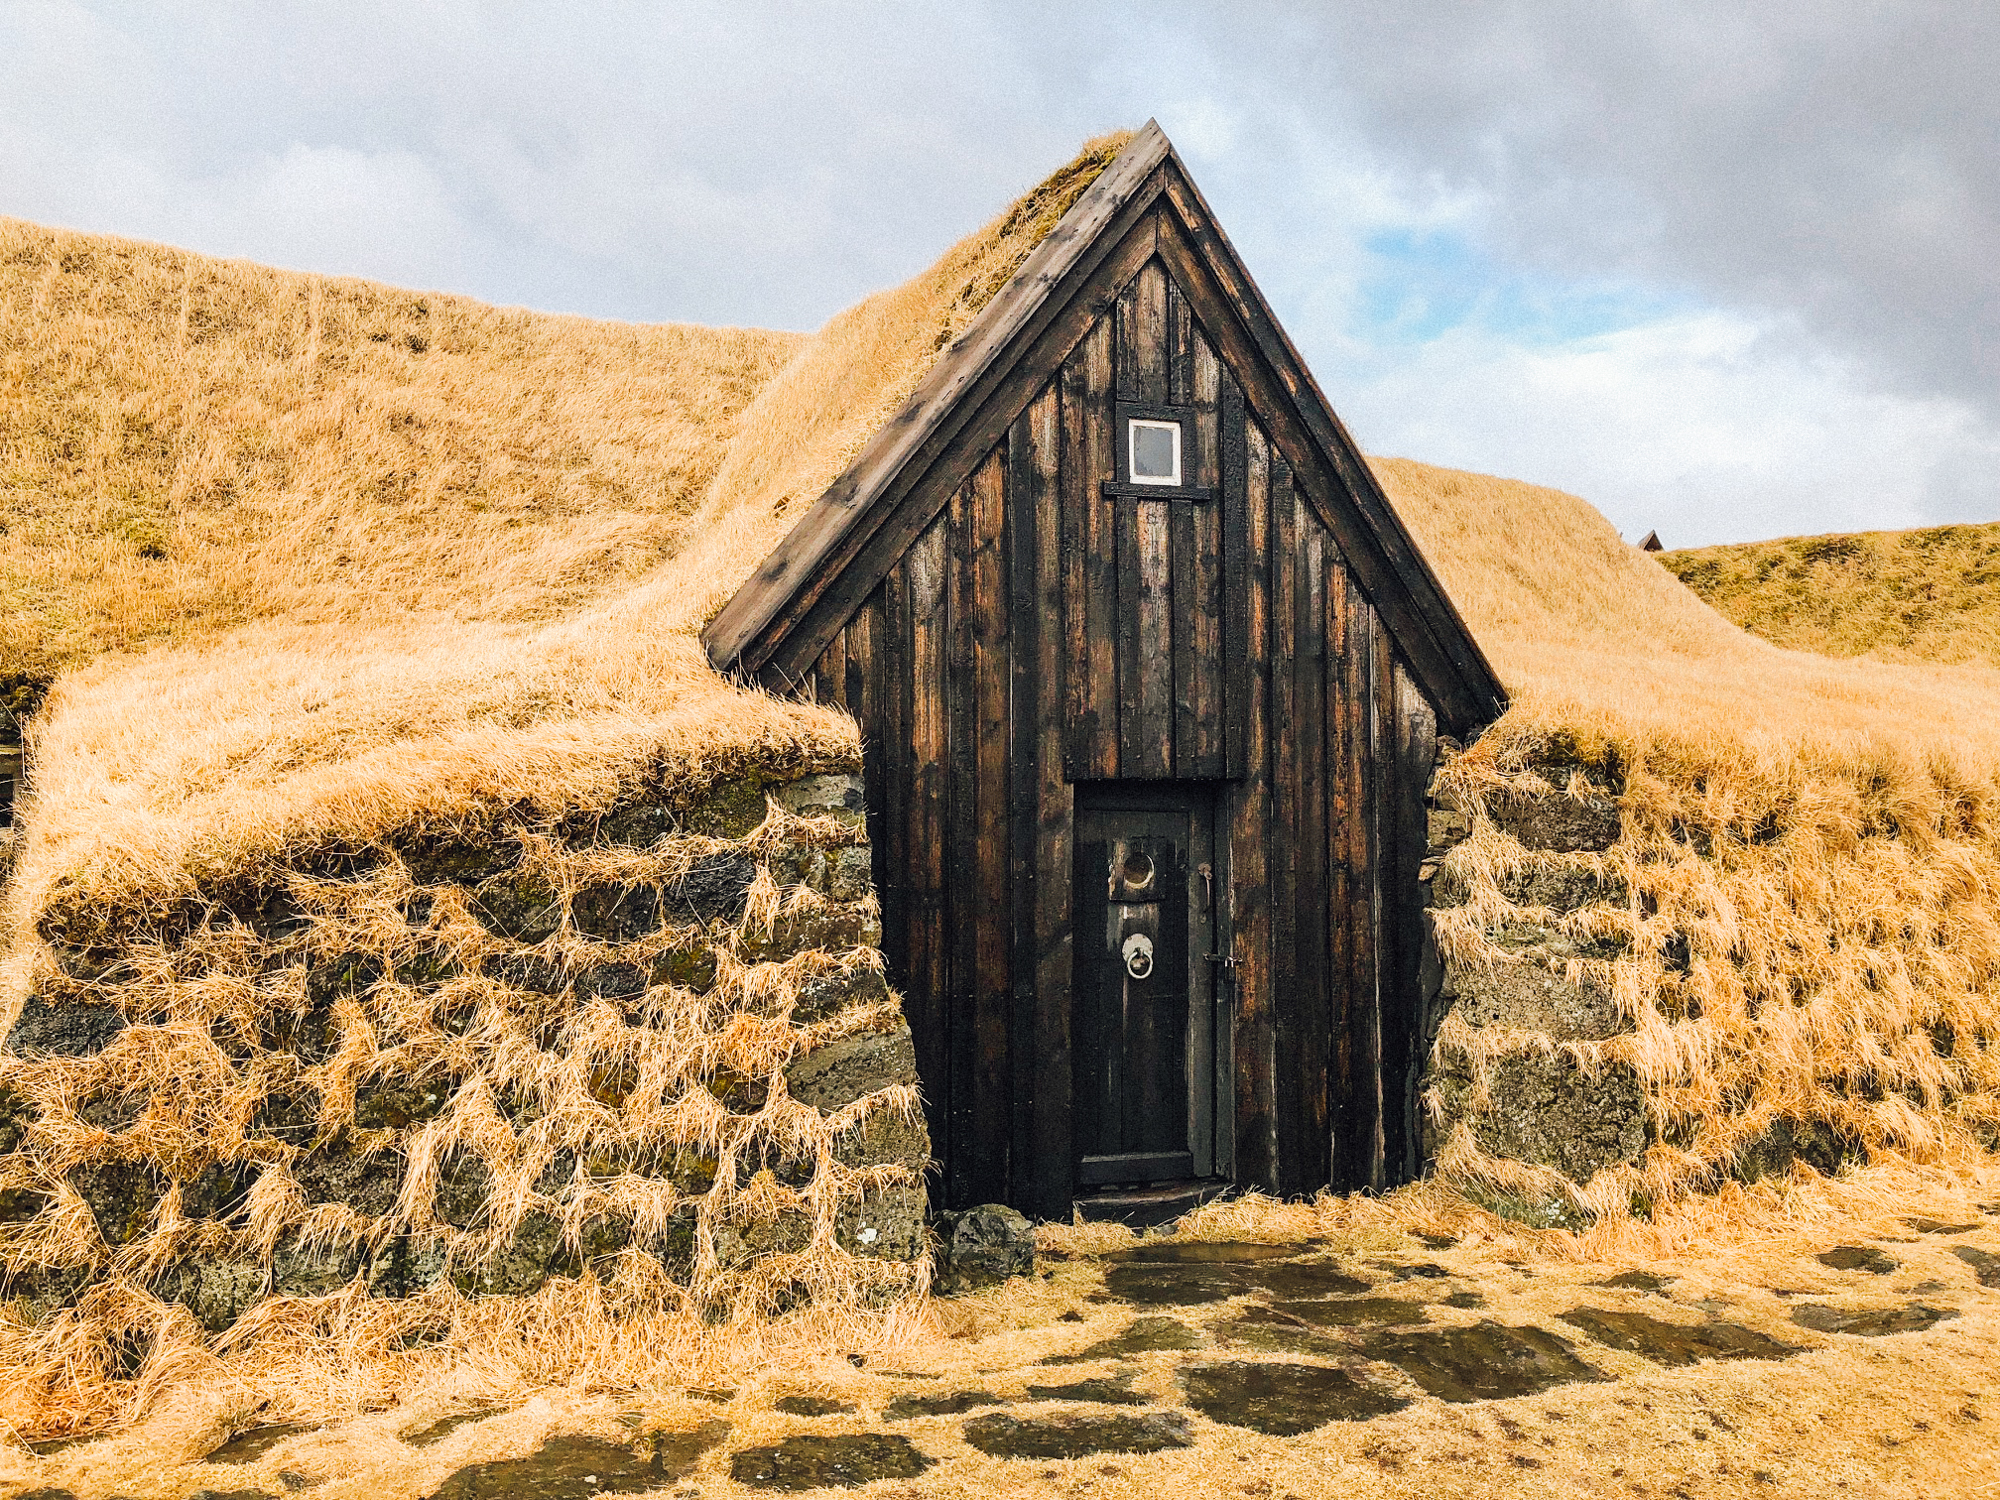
[1219,376,1263,1183]
[1010,383,1073,1217]
[1266,441,1300,1194]
[1167,281,1197,772]
[944,481,980,1207]
[1062,317,1118,779]
[1031,385,1079,1217]
[1221,361,1251,782]
[1123,502,1174,777]
[905,516,951,1200]
[1125,260,1168,405]
[1116,263,1172,777]
[1289,497,1331,1194]
[1187,328,1225,776]
[813,629,845,710]
[847,596,885,982]
[1385,662,1438,1183]
[1325,556,1362,1190]
[1167,274,1193,406]
[1365,604,1397,1189]
[969,449,1011,1207]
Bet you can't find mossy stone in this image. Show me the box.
[354,1072,454,1130]
[71,1160,163,1246]
[680,776,768,839]
[294,1136,402,1216]
[473,878,563,943]
[434,1148,492,1228]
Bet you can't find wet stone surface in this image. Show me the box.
[730,1433,933,1490]
[773,1395,857,1417]
[206,1423,314,1464]
[1818,1245,1898,1274]
[1953,1245,2000,1287]
[1101,1241,1306,1265]
[882,1389,1000,1420]
[1791,1302,1957,1336]
[1102,1252,1370,1307]
[1360,1321,1609,1402]
[402,1410,498,1448]
[1024,1372,1147,1405]
[1043,1316,1202,1364]
[1271,1296,1429,1328]
[961,1410,1193,1460]
[431,1425,727,1498]
[1179,1361,1410,1435]
[1558,1308,1801,1365]
[1592,1270,1672,1291]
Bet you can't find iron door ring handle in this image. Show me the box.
[1122,933,1154,980]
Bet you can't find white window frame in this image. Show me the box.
[1127,418,1183,486]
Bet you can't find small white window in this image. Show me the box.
[1128,418,1182,485]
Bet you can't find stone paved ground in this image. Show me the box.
[6,1198,2000,1499]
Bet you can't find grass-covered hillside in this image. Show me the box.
[1660,523,2000,668]
[0,218,804,714]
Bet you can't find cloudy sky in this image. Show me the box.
[5,1,1995,547]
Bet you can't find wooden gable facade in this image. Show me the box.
[706,124,1504,1220]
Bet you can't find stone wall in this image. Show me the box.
[0,764,928,1336]
[1416,737,1876,1225]
[1417,744,1647,1223]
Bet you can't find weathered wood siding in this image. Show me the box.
[807,241,1439,1215]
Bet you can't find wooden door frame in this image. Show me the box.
[1066,780,1234,1201]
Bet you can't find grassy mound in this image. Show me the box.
[1659,522,2000,668]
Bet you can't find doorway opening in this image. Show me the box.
[1072,783,1233,1221]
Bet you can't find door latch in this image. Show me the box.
[1121,932,1155,980]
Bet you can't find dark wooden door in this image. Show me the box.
[1073,786,1221,1188]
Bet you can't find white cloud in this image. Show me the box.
[1343,311,2000,547]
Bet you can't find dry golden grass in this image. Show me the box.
[1660,521,2000,668]
[0,217,802,705]
[1,1158,1995,1499]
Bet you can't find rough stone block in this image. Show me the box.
[367,1236,446,1298]
[1490,792,1622,852]
[354,1072,454,1130]
[164,1255,266,1333]
[774,773,866,830]
[295,1138,403,1217]
[180,1162,256,1221]
[664,852,757,924]
[1465,1053,1648,1184]
[933,1203,1035,1293]
[71,1160,163,1246]
[4,1264,89,1325]
[1730,1116,1864,1183]
[681,776,769,839]
[791,964,889,1024]
[0,1086,29,1154]
[833,1105,929,1171]
[786,1027,918,1111]
[472,877,563,943]
[1495,863,1626,912]
[6,997,126,1056]
[836,1183,927,1261]
[272,1235,365,1296]
[829,847,873,902]
[742,901,880,962]
[0,1185,51,1223]
[433,1148,492,1228]
[1446,957,1627,1040]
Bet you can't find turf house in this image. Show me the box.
[4,117,2000,1452]
[705,122,1506,1220]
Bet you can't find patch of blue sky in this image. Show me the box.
[1356,228,1692,348]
